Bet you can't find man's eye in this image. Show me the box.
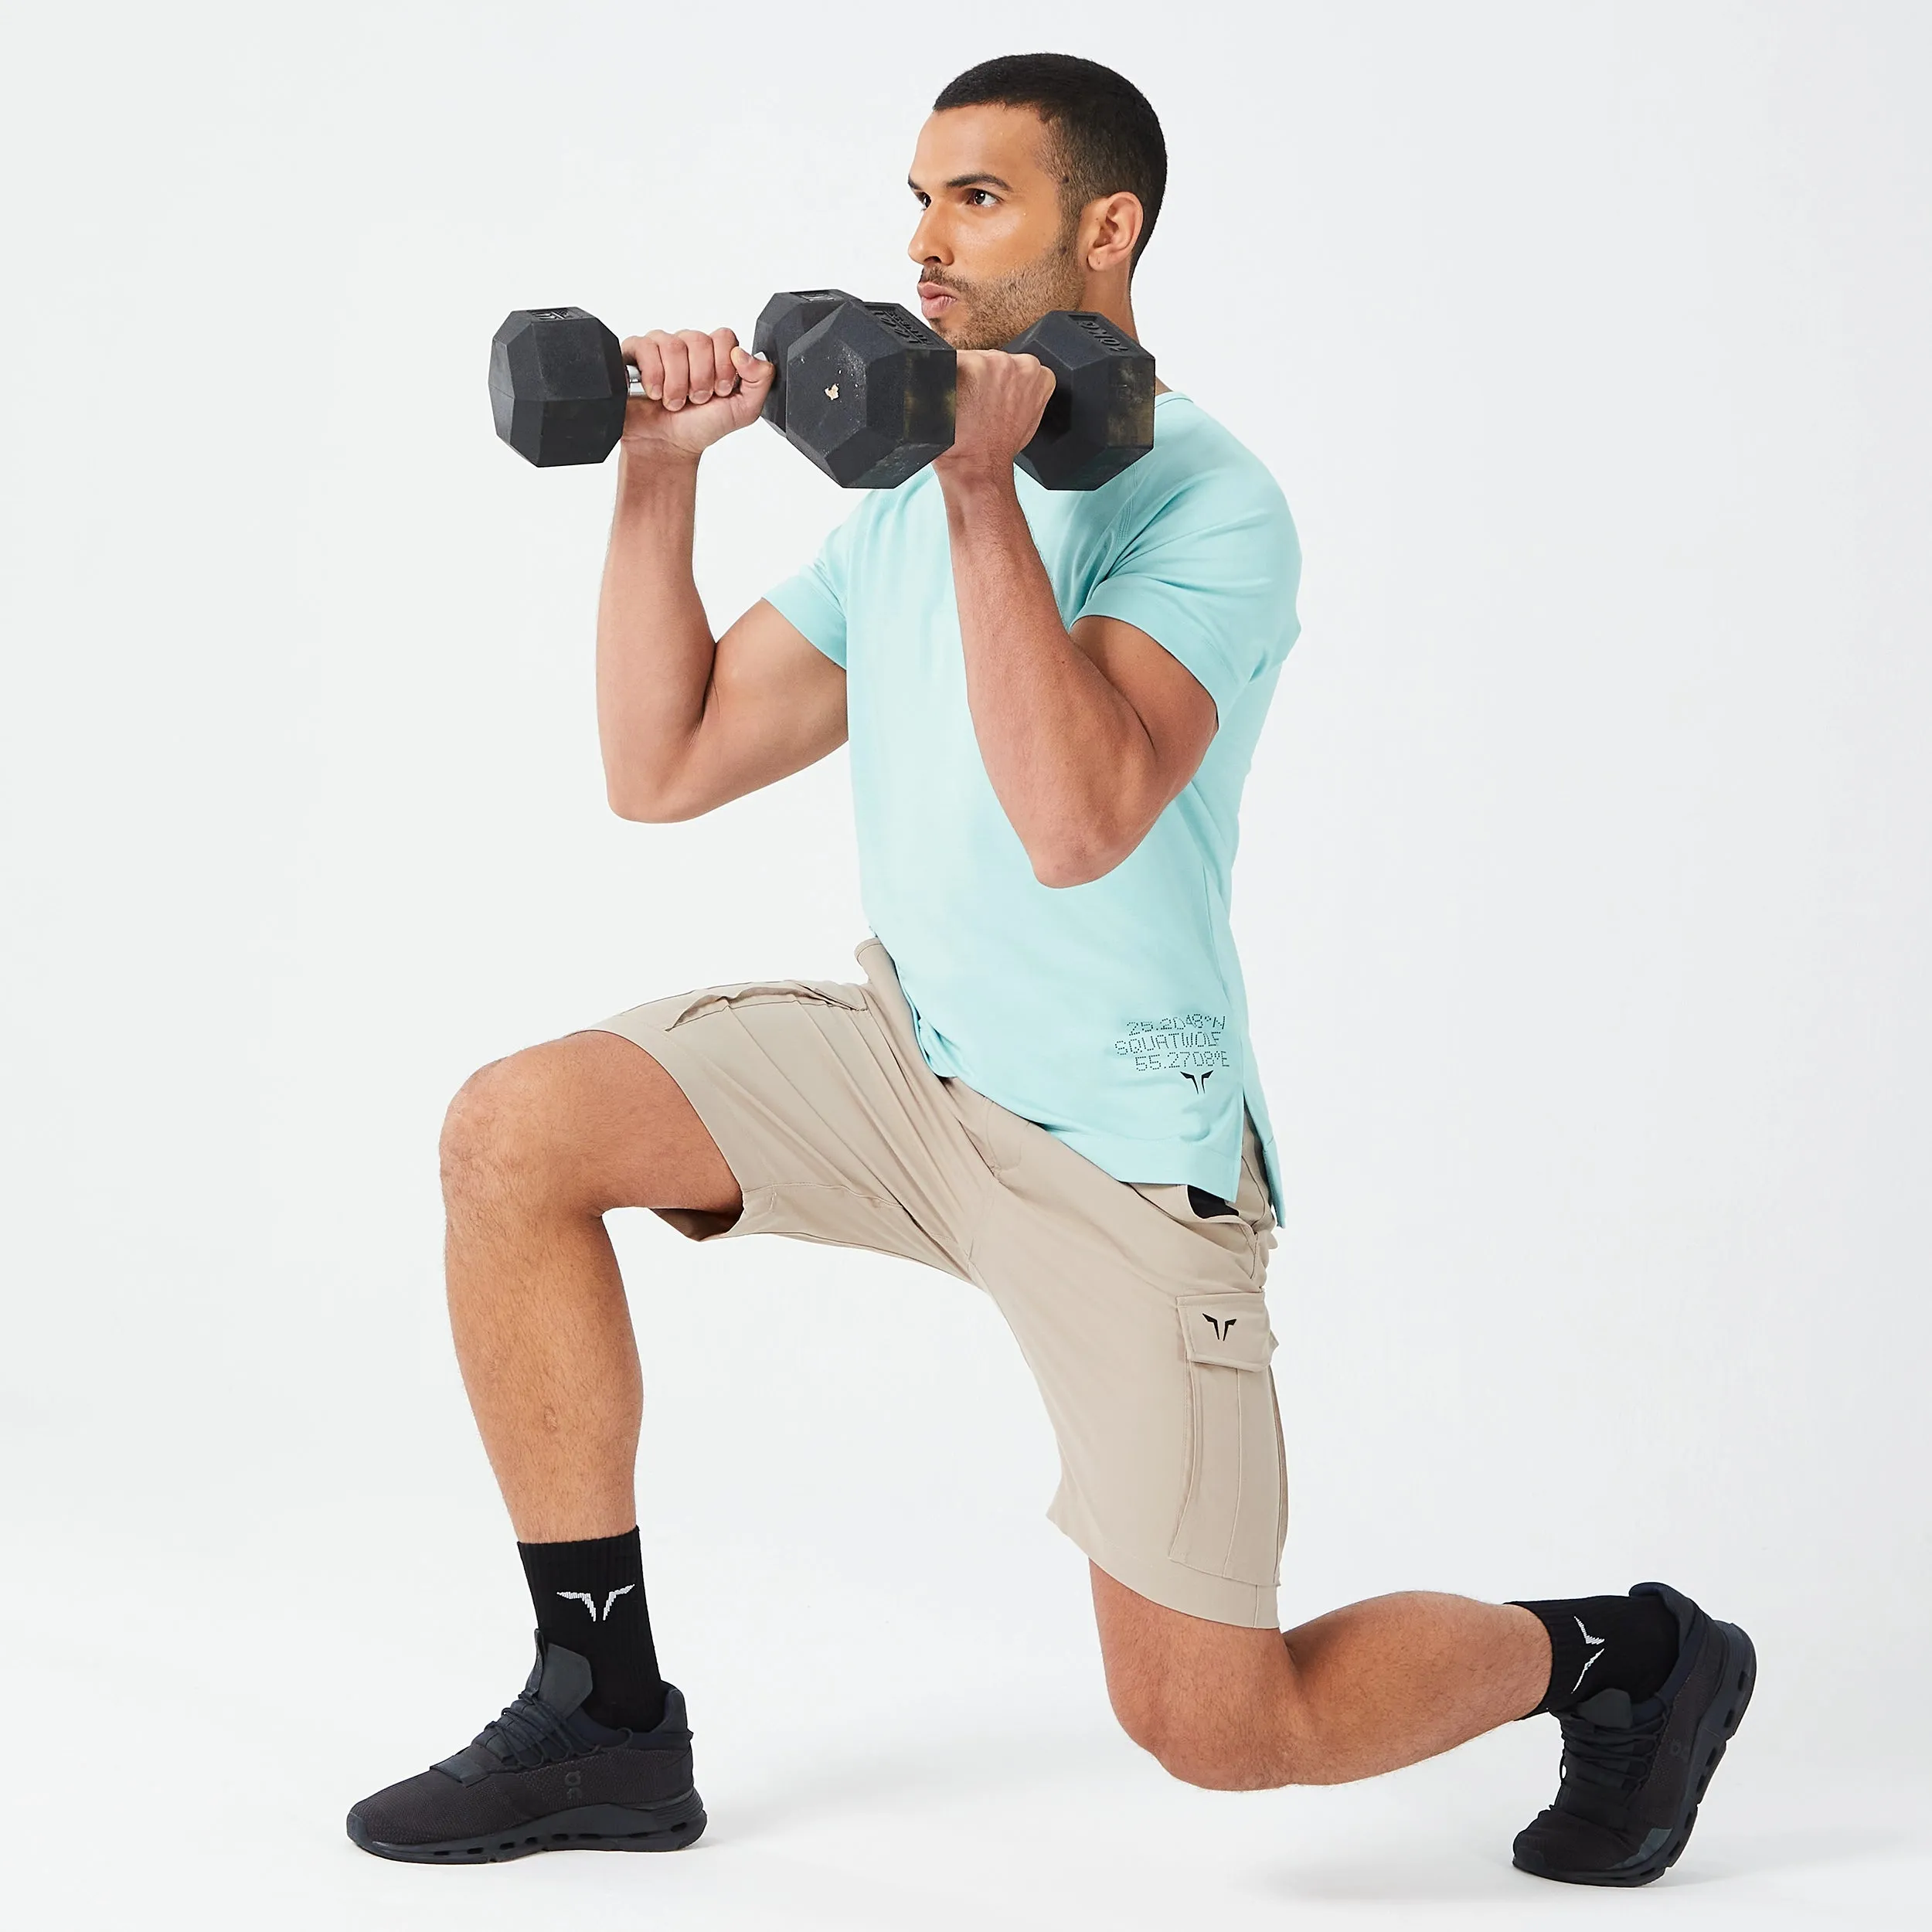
[968,189,998,208]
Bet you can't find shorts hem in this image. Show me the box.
[1047,1498,1280,1630]
[577,1019,778,1243]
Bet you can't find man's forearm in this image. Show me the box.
[595,451,714,816]
[942,471,1155,883]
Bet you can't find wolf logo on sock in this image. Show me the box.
[1570,1616,1607,1692]
[556,1585,635,1623]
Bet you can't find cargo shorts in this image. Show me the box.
[590,934,1287,1628]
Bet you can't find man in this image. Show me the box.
[348,53,1753,1887]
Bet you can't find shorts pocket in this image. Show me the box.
[666,980,868,1027]
[1169,1291,1284,1587]
[944,1077,1021,1177]
[1130,1179,1264,1281]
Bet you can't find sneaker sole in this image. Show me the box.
[346,1789,707,1863]
[1515,1617,1757,1888]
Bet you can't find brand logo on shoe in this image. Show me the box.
[1203,1313,1238,1340]
[1570,1616,1607,1692]
[556,1585,635,1622]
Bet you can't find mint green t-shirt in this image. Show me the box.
[766,390,1301,1222]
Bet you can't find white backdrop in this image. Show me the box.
[5,3,1929,1927]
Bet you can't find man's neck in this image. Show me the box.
[1080,284,1166,393]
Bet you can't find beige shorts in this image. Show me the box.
[592,935,1287,1628]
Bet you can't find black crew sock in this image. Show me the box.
[1510,1590,1681,1716]
[517,1529,667,1731]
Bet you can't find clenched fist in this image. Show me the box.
[619,327,775,462]
[934,349,1056,484]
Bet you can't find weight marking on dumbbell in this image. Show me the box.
[1068,312,1133,349]
[865,302,944,350]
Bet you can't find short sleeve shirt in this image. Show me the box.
[766,391,1301,1220]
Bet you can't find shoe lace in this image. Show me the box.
[1556,1702,1668,1801]
[474,1687,590,1770]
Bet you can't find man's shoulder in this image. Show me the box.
[1119,396,1295,542]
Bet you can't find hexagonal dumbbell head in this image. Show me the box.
[753,290,861,451]
[781,300,957,489]
[489,308,629,467]
[1004,311,1155,492]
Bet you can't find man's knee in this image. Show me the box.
[1093,1572,1325,1791]
[440,1048,571,1213]
[1109,1681,1313,1791]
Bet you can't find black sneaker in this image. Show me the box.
[346,1636,706,1863]
[1512,1580,1755,1886]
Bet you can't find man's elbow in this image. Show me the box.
[607,781,681,824]
[1032,832,1129,889]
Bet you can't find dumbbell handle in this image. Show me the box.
[617,362,753,396]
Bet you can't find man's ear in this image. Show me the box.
[1085,191,1145,273]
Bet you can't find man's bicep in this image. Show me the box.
[649,599,848,821]
[1070,611,1220,810]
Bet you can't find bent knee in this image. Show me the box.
[1111,1689,1318,1792]
[440,1049,572,1208]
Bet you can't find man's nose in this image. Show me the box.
[908,209,949,266]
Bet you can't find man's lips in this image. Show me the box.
[917,284,959,318]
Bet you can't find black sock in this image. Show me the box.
[517,1529,666,1730]
[1510,1590,1681,1715]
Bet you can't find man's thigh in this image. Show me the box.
[968,1102,1290,1631]
[590,937,995,1277]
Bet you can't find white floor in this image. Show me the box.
[20,1675,1932,1932]
[15,1475,1928,1932]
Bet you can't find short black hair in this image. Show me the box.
[933,53,1167,271]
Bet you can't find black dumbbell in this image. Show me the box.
[488,301,857,470]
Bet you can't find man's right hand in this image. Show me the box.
[619,328,775,462]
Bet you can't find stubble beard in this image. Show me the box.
[927,229,1088,350]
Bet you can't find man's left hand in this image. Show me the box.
[935,349,1055,485]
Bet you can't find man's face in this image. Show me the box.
[906,104,1087,350]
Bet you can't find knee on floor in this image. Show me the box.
[1109,1686,1318,1793]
